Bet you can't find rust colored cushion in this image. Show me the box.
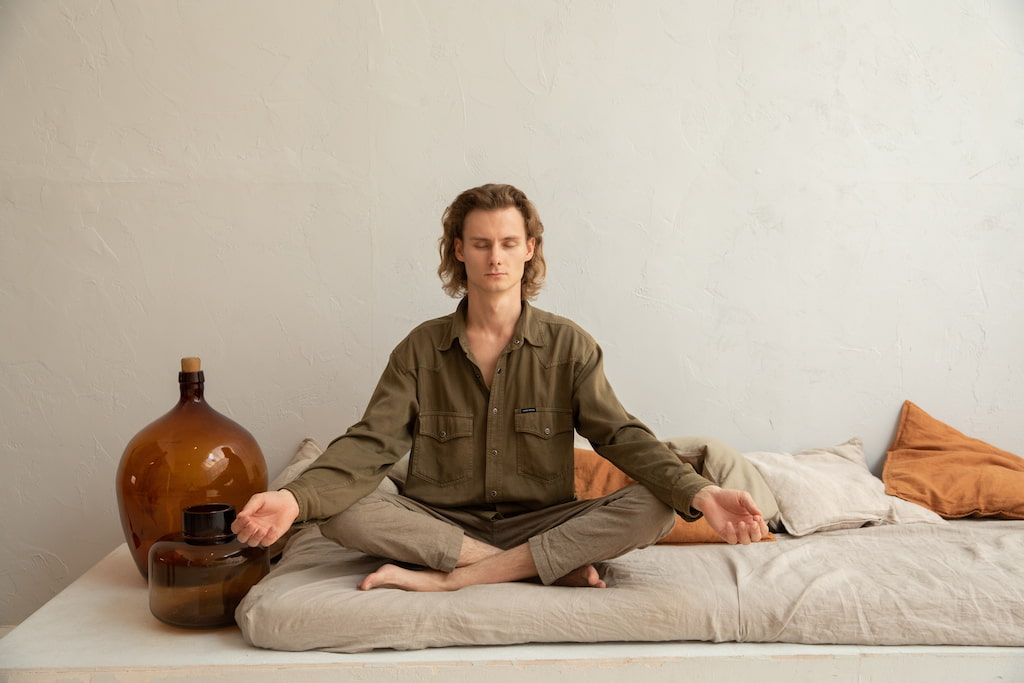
[883,401,1024,519]
[573,448,774,544]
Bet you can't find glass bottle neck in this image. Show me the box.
[178,371,205,402]
[184,534,234,545]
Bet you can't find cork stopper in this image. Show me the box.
[181,357,201,373]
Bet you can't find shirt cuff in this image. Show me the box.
[674,478,715,522]
[280,480,316,522]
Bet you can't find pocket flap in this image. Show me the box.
[514,408,573,439]
[418,412,473,443]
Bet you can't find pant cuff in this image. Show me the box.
[527,534,560,585]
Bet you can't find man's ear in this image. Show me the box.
[525,236,536,261]
[454,237,465,262]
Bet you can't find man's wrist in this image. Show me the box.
[277,485,303,522]
[690,484,721,513]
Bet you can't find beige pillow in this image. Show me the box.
[574,436,781,543]
[268,438,323,490]
[746,438,944,536]
[664,436,782,529]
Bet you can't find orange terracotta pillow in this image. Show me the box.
[882,401,1024,519]
[573,448,774,544]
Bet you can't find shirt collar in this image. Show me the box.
[438,298,546,351]
[517,300,546,348]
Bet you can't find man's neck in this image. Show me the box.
[464,291,523,340]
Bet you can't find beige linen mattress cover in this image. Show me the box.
[237,518,1024,653]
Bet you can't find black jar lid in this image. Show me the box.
[182,503,236,542]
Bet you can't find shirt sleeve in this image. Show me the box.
[571,342,713,521]
[282,351,418,522]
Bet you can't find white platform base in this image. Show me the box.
[2,545,1022,683]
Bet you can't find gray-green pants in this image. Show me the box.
[319,483,676,585]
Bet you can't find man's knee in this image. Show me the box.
[619,484,677,542]
[317,491,391,547]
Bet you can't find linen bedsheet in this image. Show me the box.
[238,433,1024,653]
[237,518,1024,653]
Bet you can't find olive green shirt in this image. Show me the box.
[283,300,712,522]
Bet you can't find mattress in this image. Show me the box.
[237,518,1024,653]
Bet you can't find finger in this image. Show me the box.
[242,528,267,547]
[262,528,282,547]
[251,521,285,548]
[236,519,266,546]
[234,521,257,544]
[735,520,752,545]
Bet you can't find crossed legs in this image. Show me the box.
[356,541,598,591]
[359,537,605,591]
[319,484,675,592]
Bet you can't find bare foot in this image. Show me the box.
[359,564,453,592]
[359,546,607,592]
[553,564,606,588]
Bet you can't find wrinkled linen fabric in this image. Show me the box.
[237,519,1024,653]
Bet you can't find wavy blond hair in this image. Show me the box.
[437,183,546,300]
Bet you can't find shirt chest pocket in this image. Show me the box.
[411,412,474,486]
[514,408,574,482]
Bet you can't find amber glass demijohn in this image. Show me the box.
[149,504,269,628]
[116,357,268,578]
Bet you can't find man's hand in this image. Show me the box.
[691,485,768,545]
[231,489,300,547]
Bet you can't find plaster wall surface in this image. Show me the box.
[1,0,1022,625]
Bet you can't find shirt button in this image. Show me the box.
[513,339,521,345]
[490,490,498,497]
[496,368,502,374]
[492,407,498,414]
[490,449,498,457]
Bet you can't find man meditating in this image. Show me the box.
[233,183,767,591]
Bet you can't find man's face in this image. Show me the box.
[455,207,535,299]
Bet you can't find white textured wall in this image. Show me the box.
[1,1,1022,625]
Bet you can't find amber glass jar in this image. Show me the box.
[117,357,268,578]
[149,504,269,629]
